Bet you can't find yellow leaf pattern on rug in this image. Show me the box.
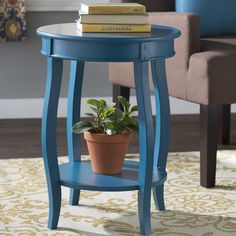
[0,152,236,235]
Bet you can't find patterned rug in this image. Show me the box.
[0,151,236,235]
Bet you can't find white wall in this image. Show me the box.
[1,96,199,119]
[1,96,236,119]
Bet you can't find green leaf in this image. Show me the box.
[110,102,116,107]
[72,121,94,134]
[98,99,106,108]
[102,118,113,123]
[129,117,138,126]
[87,99,100,108]
[130,105,138,114]
[102,106,116,116]
[74,97,139,135]
[127,117,139,132]
[85,113,95,117]
[127,124,139,132]
[118,96,130,113]
[90,106,98,113]
[107,123,116,129]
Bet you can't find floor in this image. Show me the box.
[1,114,236,159]
[2,151,236,235]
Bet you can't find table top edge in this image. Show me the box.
[36,23,181,42]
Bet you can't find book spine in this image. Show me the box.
[79,16,148,25]
[88,6,146,14]
[79,24,151,33]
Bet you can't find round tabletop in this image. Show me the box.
[37,23,180,43]
[37,23,181,62]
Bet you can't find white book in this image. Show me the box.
[79,12,148,24]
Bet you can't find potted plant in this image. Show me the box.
[72,96,138,174]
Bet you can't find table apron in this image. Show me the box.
[41,38,175,62]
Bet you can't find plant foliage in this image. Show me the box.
[72,96,138,135]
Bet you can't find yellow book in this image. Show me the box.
[80,3,146,15]
[77,23,151,33]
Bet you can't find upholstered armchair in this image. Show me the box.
[109,0,236,188]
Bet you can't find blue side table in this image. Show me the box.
[37,23,180,235]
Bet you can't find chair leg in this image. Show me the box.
[218,104,231,145]
[112,84,130,110]
[200,105,219,188]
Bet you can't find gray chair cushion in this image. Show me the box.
[187,36,236,104]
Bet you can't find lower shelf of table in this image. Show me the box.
[59,160,167,192]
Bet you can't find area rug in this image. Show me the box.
[0,151,236,235]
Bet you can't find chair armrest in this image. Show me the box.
[148,12,201,69]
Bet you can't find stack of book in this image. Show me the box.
[77,3,151,33]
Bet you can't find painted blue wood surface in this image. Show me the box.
[40,38,174,62]
[41,57,63,229]
[152,60,171,170]
[38,23,180,235]
[59,160,167,192]
[37,23,180,42]
[151,59,171,212]
[37,24,180,62]
[134,62,154,235]
[67,60,84,206]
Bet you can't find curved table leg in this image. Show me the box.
[67,60,85,205]
[153,184,165,211]
[134,61,155,235]
[151,59,170,211]
[41,57,63,229]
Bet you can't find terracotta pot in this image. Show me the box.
[84,131,132,174]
